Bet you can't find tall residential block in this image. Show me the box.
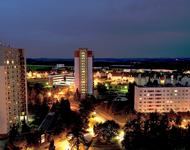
[74,48,93,97]
[0,44,28,138]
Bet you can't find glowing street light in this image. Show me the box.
[58,140,71,150]
[47,92,52,97]
[54,94,58,99]
[87,112,105,137]
[114,129,125,148]
[115,130,125,142]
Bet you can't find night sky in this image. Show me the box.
[0,0,190,58]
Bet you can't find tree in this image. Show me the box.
[94,120,120,143]
[9,124,19,142]
[49,140,55,150]
[96,83,107,95]
[126,82,136,111]
[26,130,40,146]
[68,127,87,150]
[122,113,171,150]
[33,99,50,125]
[168,126,184,149]
[21,120,31,134]
[123,114,143,149]
[5,142,20,150]
[59,98,71,117]
[176,115,182,126]
[34,83,43,91]
[156,114,170,149]
[79,99,95,129]
[185,125,190,149]
[50,99,72,134]
[152,79,159,86]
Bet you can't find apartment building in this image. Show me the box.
[74,48,93,97]
[0,45,27,138]
[135,86,190,113]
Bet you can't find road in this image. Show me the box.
[20,133,69,150]
[95,106,126,127]
[70,100,79,111]
[70,100,126,126]
[18,101,125,150]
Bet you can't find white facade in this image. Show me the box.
[74,49,93,97]
[49,74,65,86]
[74,57,80,92]
[87,57,93,94]
[56,64,65,68]
[49,74,74,86]
[0,45,27,137]
[135,86,190,113]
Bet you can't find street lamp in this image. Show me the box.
[48,92,52,97]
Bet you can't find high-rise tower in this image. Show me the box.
[0,44,28,138]
[74,48,93,97]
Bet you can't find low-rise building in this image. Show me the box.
[107,72,135,84]
[49,74,65,86]
[49,74,74,86]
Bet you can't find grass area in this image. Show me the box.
[27,65,53,71]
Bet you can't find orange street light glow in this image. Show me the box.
[47,92,52,97]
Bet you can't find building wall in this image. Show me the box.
[65,76,74,85]
[87,57,93,94]
[18,49,28,120]
[49,74,65,86]
[0,66,8,135]
[49,74,74,86]
[79,50,88,94]
[74,48,93,96]
[0,45,27,136]
[74,57,80,91]
[135,86,190,113]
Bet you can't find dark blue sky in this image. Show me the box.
[0,0,190,58]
